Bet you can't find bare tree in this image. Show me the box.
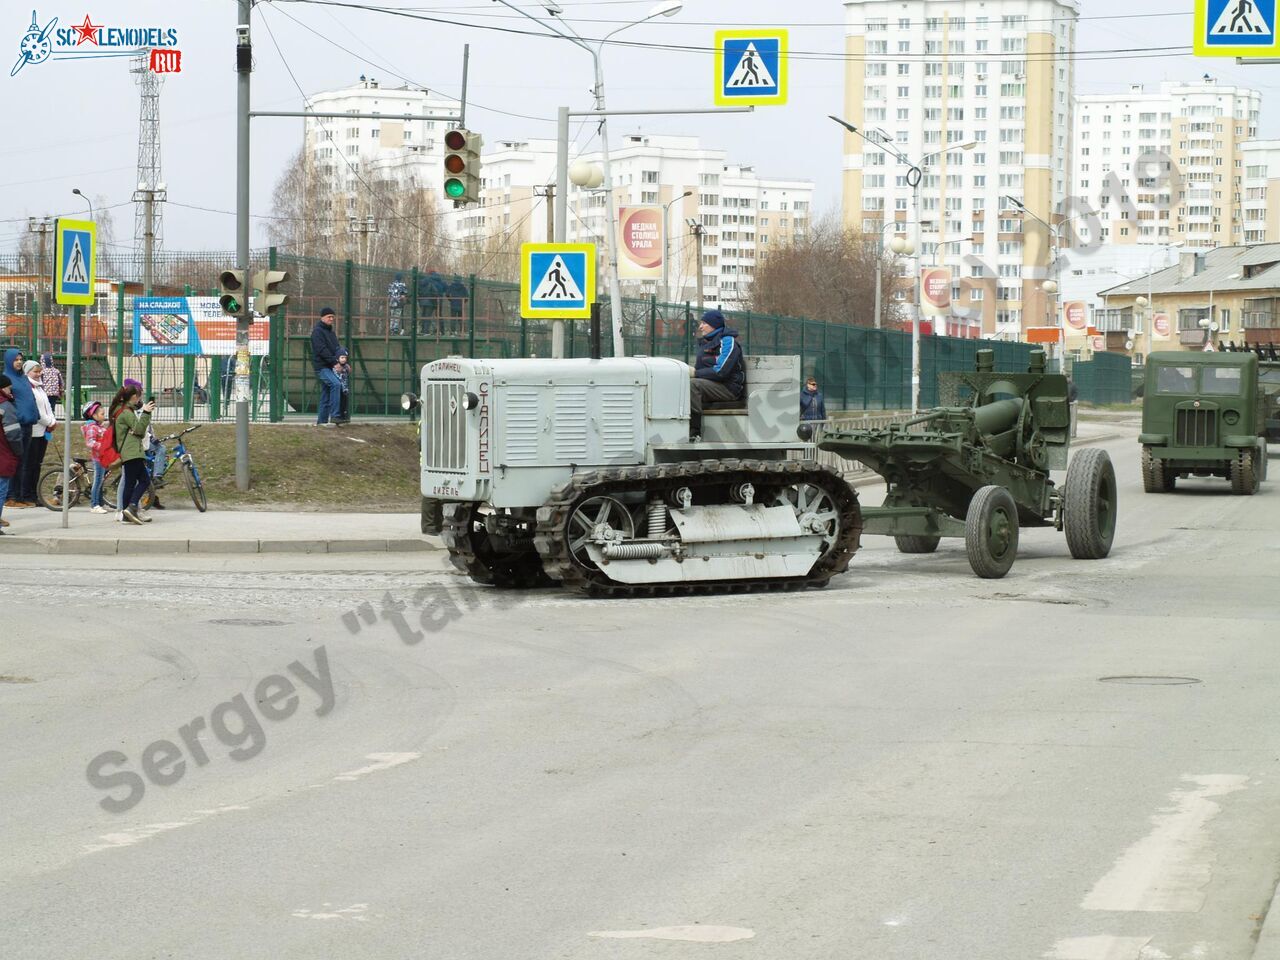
[747,214,905,327]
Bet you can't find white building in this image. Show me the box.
[1242,139,1280,245]
[1072,78,1261,250]
[302,77,458,201]
[841,0,1079,338]
[450,133,813,309]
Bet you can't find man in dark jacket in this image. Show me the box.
[0,374,20,530]
[310,307,343,426]
[3,348,35,505]
[689,309,745,439]
[800,376,827,421]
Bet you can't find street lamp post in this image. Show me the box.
[685,218,706,314]
[663,190,692,304]
[829,116,974,412]
[492,0,685,357]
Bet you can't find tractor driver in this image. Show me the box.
[689,309,745,440]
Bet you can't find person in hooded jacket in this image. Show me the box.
[689,309,746,440]
[0,374,21,531]
[3,348,37,505]
[21,360,56,504]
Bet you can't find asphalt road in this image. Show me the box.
[3,426,1279,960]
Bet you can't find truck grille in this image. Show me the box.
[424,381,466,472]
[1175,407,1217,447]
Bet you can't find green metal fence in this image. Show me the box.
[2,248,1133,421]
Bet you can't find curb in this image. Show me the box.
[1255,879,1280,960]
[0,536,439,556]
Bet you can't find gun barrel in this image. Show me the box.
[973,397,1024,438]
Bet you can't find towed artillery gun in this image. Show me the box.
[410,352,861,596]
[817,350,1117,579]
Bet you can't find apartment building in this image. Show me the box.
[1072,78,1261,250]
[1242,140,1280,245]
[841,0,1078,338]
[449,134,813,309]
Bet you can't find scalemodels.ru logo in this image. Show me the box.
[10,9,182,77]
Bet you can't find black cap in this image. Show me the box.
[0,374,9,390]
[320,307,336,318]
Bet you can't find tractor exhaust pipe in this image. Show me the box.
[589,302,602,360]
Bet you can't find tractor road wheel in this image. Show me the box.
[894,534,941,554]
[1065,447,1117,560]
[965,485,1019,579]
[1141,447,1174,493]
[1230,448,1259,496]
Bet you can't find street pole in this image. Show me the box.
[589,55,627,358]
[60,305,81,529]
[143,192,154,295]
[911,176,922,414]
[691,223,705,314]
[662,190,691,305]
[235,2,252,491]
[553,105,569,359]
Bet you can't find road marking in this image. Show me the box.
[1082,774,1248,912]
[331,752,420,782]
[1044,935,1153,959]
[81,804,250,854]
[588,925,755,943]
[293,903,373,921]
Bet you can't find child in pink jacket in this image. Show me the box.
[80,401,110,513]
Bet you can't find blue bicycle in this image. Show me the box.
[140,424,208,512]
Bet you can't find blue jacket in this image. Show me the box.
[800,388,826,421]
[694,326,745,398]
[3,348,36,425]
[310,320,341,372]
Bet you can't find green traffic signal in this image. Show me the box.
[445,178,466,199]
[220,295,241,314]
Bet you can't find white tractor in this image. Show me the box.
[409,354,862,596]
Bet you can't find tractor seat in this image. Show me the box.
[703,399,748,414]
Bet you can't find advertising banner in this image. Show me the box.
[617,206,664,280]
[133,297,270,356]
[919,266,952,317]
[1063,301,1088,331]
[1152,312,1172,340]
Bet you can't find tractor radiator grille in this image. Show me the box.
[424,381,466,473]
[1175,407,1217,447]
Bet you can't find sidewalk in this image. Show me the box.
[0,508,434,556]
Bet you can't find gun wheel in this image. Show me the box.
[894,534,941,554]
[965,485,1019,579]
[1065,447,1117,560]
[1230,448,1259,496]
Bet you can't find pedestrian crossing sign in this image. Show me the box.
[521,243,595,319]
[715,29,787,107]
[1195,0,1280,56]
[54,218,96,306]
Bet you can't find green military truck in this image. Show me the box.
[1223,342,1280,443]
[1140,351,1269,495]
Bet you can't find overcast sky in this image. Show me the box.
[3,1,1277,255]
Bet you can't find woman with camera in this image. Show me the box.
[109,385,156,525]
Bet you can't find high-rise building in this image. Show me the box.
[1072,78,1261,250]
[448,134,813,309]
[1241,140,1280,245]
[841,0,1078,338]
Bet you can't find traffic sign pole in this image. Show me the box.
[235,0,251,492]
[60,305,81,529]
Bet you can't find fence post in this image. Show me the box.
[343,260,354,339]
[683,302,692,363]
[182,284,195,422]
[773,315,780,355]
[267,247,282,422]
[115,284,125,389]
[649,295,657,356]
[467,275,477,356]
[28,299,38,356]
[410,266,419,373]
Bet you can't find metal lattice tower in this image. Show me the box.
[131,54,164,282]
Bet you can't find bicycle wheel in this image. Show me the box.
[37,468,81,510]
[101,462,121,510]
[183,461,208,512]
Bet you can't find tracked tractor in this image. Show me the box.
[408,354,860,596]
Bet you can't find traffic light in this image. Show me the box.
[443,128,482,205]
[219,268,246,316]
[253,269,291,316]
